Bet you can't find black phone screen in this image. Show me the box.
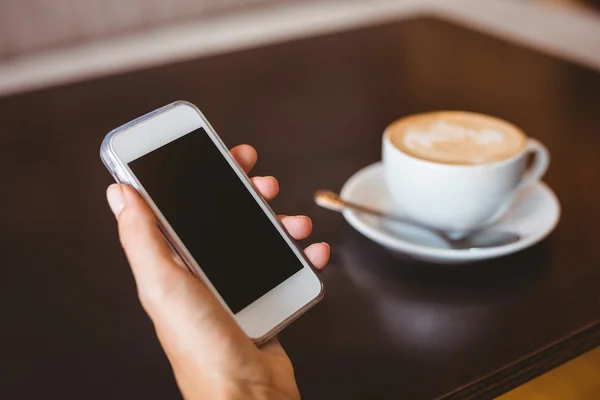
[128,128,303,313]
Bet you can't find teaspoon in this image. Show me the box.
[314,190,521,250]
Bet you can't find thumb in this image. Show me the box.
[106,184,250,352]
[107,183,190,311]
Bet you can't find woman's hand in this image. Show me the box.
[106,144,330,400]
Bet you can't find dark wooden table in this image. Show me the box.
[1,16,599,400]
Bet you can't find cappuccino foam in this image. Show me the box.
[388,112,526,165]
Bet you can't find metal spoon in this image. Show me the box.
[314,190,521,250]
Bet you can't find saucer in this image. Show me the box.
[339,162,561,265]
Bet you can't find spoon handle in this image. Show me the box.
[314,190,443,234]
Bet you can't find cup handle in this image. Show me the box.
[516,138,550,192]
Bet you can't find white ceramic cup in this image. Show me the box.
[382,115,549,233]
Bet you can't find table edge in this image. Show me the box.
[437,320,600,400]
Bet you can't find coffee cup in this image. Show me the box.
[382,111,549,233]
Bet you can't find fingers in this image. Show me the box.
[231,145,280,202]
[251,176,279,201]
[279,216,330,269]
[280,216,312,241]
[304,242,330,271]
[230,145,278,201]
[230,144,257,173]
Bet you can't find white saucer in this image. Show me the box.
[340,162,561,265]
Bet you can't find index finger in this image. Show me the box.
[230,144,257,173]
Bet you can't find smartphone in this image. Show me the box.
[100,101,324,344]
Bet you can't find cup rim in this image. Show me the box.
[383,112,530,169]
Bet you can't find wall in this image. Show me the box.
[0,0,290,58]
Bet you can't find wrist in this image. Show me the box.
[181,376,298,400]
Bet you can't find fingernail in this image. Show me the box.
[107,184,125,218]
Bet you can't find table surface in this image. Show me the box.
[1,16,599,400]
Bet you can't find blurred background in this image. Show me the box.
[1,0,599,99]
[0,0,597,60]
[0,0,598,98]
[0,0,597,59]
[0,0,277,58]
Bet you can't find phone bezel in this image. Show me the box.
[100,101,324,344]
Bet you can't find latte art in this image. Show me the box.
[388,112,526,165]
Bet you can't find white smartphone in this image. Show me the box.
[100,101,324,344]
